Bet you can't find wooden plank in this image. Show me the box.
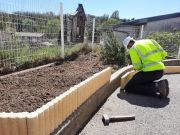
[68,88,76,115]
[8,113,19,135]
[120,70,138,90]
[27,112,39,135]
[66,92,71,118]
[0,114,2,135]
[120,72,130,90]
[69,87,78,112]
[61,92,70,122]
[36,109,45,135]
[75,81,87,107]
[41,105,50,135]
[0,113,11,135]
[51,98,59,129]
[75,67,112,107]
[47,101,55,133]
[17,112,28,135]
[164,66,180,74]
[93,67,112,93]
[55,96,63,125]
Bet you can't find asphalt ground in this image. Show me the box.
[80,74,180,135]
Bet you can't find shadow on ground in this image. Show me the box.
[117,92,170,108]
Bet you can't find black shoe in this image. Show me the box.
[120,88,125,93]
[164,79,169,96]
[158,79,169,98]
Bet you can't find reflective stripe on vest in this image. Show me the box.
[141,48,164,59]
[132,61,163,70]
[151,39,158,46]
[143,61,163,69]
[132,41,163,60]
[132,62,142,67]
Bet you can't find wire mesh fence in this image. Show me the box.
[0,1,97,73]
[0,0,179,73]
[0,0,62,72]
[101,24,180,58]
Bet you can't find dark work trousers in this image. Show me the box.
[124,70,164,95]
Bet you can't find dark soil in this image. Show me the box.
[0,53,109,112]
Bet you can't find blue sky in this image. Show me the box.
[0,0,180,19]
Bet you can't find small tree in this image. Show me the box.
[101,31,127,66]
[111,10,120,20]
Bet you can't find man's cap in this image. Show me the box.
[123,36,133,48]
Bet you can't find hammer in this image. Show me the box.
[102,114,135,126]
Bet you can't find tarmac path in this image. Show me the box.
[80,74,180,135]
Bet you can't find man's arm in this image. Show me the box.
[129,48,142,70]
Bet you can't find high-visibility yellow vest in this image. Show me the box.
[129,39,167,72]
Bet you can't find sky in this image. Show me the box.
[0,0,180,19]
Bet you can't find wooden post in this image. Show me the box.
[17,112,28,135]
[27,112,39,135]
[36,109,45,135]
[41,105,51,135]
[9,113,19,135]
[51,98,59,129]
[47,101,55,133]
[0,113,11,135]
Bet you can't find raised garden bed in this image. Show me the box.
[1,52,179,135]
[0,52,109,113]
[0,51,113,135]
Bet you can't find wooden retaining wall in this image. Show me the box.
[57,60,180,135]
[0,59,180,135]
[0,67,112,135]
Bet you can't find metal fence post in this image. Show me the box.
[178,45,180,58]
[91,18,95,46]
[139,25,144,39]
[60,2,64,59]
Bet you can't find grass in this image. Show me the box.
[0,46,61,65]
[0,43,94,74]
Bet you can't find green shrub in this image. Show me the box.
[91,44,102,54]
[146,31,180,56]
[101,31,127,66]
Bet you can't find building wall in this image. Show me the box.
[112,25,141,43]
[143,17,180,37]
[110,16,180,42]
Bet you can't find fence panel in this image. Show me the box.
[101,24,180,58]
[0,0,61,72]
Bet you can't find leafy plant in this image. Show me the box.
[101,31,127,66]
